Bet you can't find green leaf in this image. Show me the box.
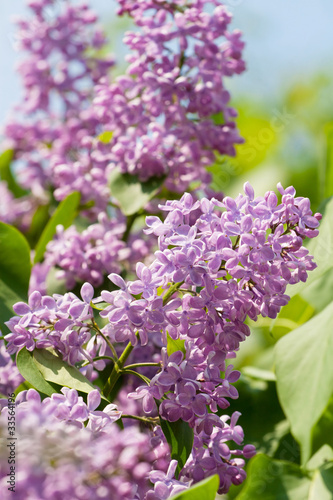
[311,396,333,458]
[270,295,315,339]
[0,222,31,332]
[14,380,35,395]
[242,366,276,382]
[307,445,333,471]
[45,266,67,295]
[109,168,165,216]
[98,130,113,144]
[16,348,57,397]
[32,348,97,395]
[169,474,219,500]
[212,111,224,125]
[288,198,333,298]
[236,454,311,500]
[25,203,50,249]
[167,333,186,357]
[160,418,194,477]
[0,149,27,198]
[34,192,80,263]
[275,301,333,464]
[226,377,291,459]
[301,267,333,313]
[308,464,333,500]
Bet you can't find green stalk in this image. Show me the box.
[103,333,139,398]
[121,414,160,425]
[162,281,183,306]
[124,362,160,370]
[122,369,151,385]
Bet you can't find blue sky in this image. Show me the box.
[1,0,333,121]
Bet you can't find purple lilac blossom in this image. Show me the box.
[0,389,157,500]
[0,181,38,230]
[94,0,246,193]
[40,212,156,291]
[2,0,114,214]
[4,284,97,368]
[2,0,245,223]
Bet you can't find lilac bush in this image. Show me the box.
[0,0,323,499]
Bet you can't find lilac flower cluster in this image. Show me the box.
[6,387,122,431]
[0,182,36,230]
[181,412,256,493]
[0,389,156,500]
[4,183,320,495]
[99,182,320,347]
[3,0,113,212]
[13,0,112,113]
[41,212,155,291]
[4,284,98,367]
[2,0,245,224]
[44,214,128,289]
[94,0,245,193]
[96,183,318,487]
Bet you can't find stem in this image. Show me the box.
[124,362,160,370]
[92,321,118,360]
[81,355,115,368]
[122,213,141,243]
[103,332,139,398]
[93,355,115,362]
[162,281,183,306]
[122,369,151,385]
[121,414,160,425]
[232,235,240,250]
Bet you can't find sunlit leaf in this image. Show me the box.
[236,454,311,500]
[321,122,333,200]
[170,474,219,500]
[167,333,186,357]
[0,222,31,332]
[270,295,315,339]
[98,130,113,143]
[109,168,165,216]
[33,348,97,395]
[275,301,333,464]
[16,348,57,397]
[34,191,80,263]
